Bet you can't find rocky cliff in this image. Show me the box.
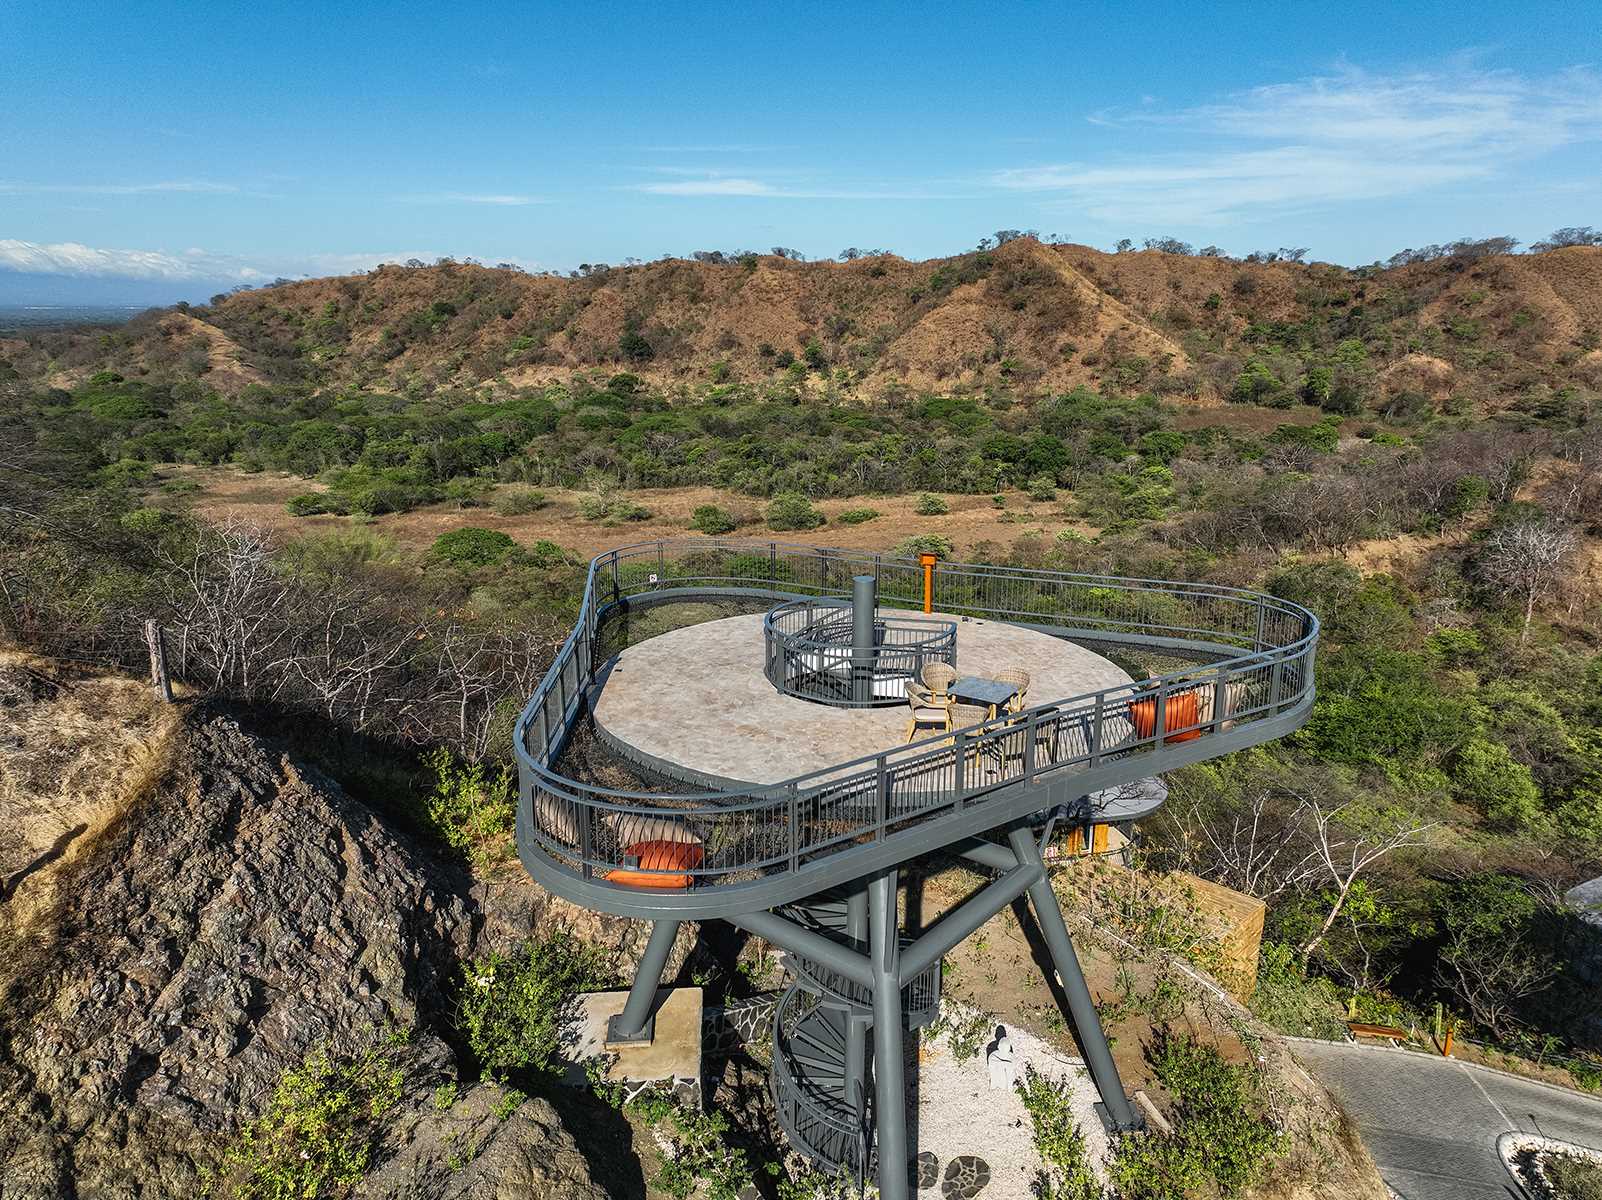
[0,658,675,1198]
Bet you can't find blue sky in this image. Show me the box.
[2,0,1600,302]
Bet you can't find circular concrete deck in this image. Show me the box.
[590,610,1132,787]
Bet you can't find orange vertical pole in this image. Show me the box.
[920,553,936,613]
[1442,1024,1454,1057]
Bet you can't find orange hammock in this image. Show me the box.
[605,839,704,889]
[1127,690,1202,744]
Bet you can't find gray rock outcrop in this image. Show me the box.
[0,701,617,1199]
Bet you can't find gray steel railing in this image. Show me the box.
[771,987,867,1176]
[786,945,942,1017]
[513,540,1318,895]
[764,597,958,708]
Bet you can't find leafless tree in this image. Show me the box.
[1479,517,1580,644]
[1295,798,1435,959]
[1162,783,1324,901]
[1157,766,1433,962]
[1435,933,1558,1039]
[156,518,300,697]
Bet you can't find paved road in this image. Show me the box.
[1290,1038,1602,1200]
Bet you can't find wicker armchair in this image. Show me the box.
[946,702,1004,777]
[904,680,952,742]
[947,702,990,734]
[992,667,1031,714]
[922,660,957,699]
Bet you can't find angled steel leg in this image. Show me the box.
[868,869,909,1200]
[609,918,680,1044]
[1005,828,1142,1131]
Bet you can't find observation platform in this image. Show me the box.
[590,609,1133,787]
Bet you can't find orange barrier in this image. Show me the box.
[1128,690,1202,743]
[605,840,705,889]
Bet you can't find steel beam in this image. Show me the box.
[609,918,680,1043]
[1005,828,1141,1131]
[897,862,1041,982]
[868,868,908,1200]
[729,908,876,990]
[844,882,869,1128]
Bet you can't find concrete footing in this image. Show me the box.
[565,986,705,1108]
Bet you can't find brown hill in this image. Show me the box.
[15,238,1602,405]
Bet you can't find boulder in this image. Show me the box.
[0,711,608,1199]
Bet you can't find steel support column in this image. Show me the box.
[1005,828,1141,1131]
[609,918,680,1043]
[868,868,908,1200]
[844,883,869,1133]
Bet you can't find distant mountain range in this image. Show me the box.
[0,304,147,333]
[4,238,1600,408]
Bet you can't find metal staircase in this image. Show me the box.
[511,540,1320,1200]
[769,892,941,1184]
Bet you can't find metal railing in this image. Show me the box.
[513,541,1318,897]
[785,945,942,1019]
[764,597,958,708]
[770,987,867,1176]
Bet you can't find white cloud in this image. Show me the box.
[0,180,239,196]
[0,238,265,281]
[397,192,543,206]
[630,174,973,201]
[0,240,546,282]
[992,64,1602,224]
[635,177,779,196]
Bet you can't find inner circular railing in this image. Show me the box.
[763,597,958,708]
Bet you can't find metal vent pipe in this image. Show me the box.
[851,574,877,704]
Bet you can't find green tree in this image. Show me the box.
[765,492,824,531]
[427,527,516,568]
[1453,737,1544,831]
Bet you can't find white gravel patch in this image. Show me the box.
[914,1006,1111,1198]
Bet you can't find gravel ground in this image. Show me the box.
[913,1008,1110,1198]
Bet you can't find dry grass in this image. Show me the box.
[0,652,182,929]
[169,464,1094,559]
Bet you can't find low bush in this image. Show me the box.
[578,491,652,525]
[766,492,825,531]
[420,747,514,864]
[892,533,954,559]
[1026,476,1058,501]
[609,1086,758,1200]
[443,475,494,508]
[493,486,548,515]
[456,931,610,1083]
[1547,1153,1602,1200]
[426,527,517,569]
[1249,942,1348,1039]
[689,504,738,534]
[1110,1030,1285,1199]
[286,492,334,516]
[217,1039,406,1199]
[914,492,950,515]
[836,507,880,525]
[1016,1063,1102,1200]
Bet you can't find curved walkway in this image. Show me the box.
[1289,1038,1602,1200]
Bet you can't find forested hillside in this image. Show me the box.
[7,237,1602,407]
[3,234,1601,1192]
